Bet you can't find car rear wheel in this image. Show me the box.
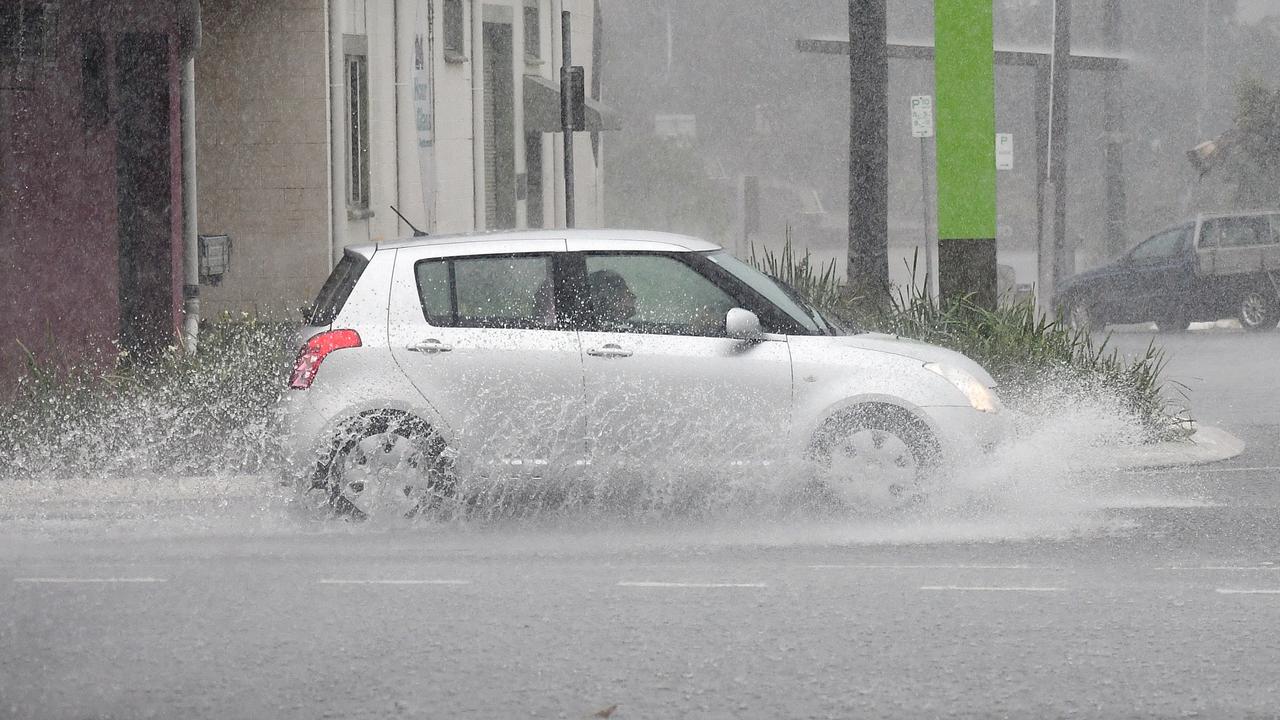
[809,406,940,513]
[1155,310,1191,333]
[1238,289,1279,332]
[303,413,456,521]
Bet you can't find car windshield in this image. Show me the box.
[703,251,843,335]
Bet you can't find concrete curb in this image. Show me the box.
[1104,424,1246,471]
[4,474,271,506]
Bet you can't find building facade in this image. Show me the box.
[0,0,197,376]
[194,0,612,320]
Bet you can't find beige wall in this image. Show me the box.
[193,0,607,320]
[195,0,331,320]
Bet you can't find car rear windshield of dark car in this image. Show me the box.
[306,250,369,326]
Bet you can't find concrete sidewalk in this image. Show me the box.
[1102,424,1246,470]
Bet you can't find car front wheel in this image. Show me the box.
[303,413,456,521]
[808,406,940,513]
[1064,298,1101,333]
[1239,288,1279,332]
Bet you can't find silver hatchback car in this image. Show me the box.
[279,230,1005,519]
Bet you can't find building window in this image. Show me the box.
[345,39,371,213]
[443,0,466,63]
[81,31,108,131]
[0,2,59,67]
[523,0,540,60]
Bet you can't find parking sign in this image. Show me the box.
[911,96,934,138]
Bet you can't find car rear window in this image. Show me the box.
[306,250,369,326]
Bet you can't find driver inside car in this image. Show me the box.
[586,269,638,330]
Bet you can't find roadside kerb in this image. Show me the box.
[1103,424,1245,470]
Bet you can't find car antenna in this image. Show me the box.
[390,205,429,237]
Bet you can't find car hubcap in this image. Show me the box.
[1241,293,1270,327]
[823,429,920,510]
[336,433,440,520]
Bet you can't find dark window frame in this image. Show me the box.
[0,2,58,67]
[442,0,467,63]
[80,31,109,131]
[344,35,371,215]
[523,0,541,60]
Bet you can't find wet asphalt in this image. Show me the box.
[1,326,1278,719]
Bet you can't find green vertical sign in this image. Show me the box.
[935,0,997,307]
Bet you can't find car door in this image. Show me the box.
[1124,224,1194,321]
[570,251,793,472]
[386,242,587,472]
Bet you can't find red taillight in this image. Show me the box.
[289,329,362,390]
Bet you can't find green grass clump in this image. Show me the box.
[0,315,293,481]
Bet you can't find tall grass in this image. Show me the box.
[0,315,293,481]
[751,241,1189,441]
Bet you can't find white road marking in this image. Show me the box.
[1215,588,1280,595]
[14,577,167,584]
[1160,566,1280,571]
[920,585,1065,593]
[810,564,1055,570]
[618,581,767,589]
[1129,466,1280,475]
[318,579,472,585]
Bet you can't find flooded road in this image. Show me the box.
[2,328,1278,719]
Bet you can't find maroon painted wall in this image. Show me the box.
[0,0,185,382]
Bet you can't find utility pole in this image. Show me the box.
[847,0,889,305]
[935,0,998,310]
[1102,0,1127,258]
[1046,0,1072,299]
[561,10,576,228]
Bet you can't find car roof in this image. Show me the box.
[1195,210,1280,221]
[363,228,723,255]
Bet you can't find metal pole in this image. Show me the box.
[561,10,576,228]
[919,136,935,301]
[181,58,200,354]
[327,0,348,267]
[1102,0,1127,259]
[1035,60,1052,312]
[1049,0,1072,293]
[847,0,889,303]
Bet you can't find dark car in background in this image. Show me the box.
[1055,211,1280,332]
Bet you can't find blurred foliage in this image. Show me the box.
[1223,76,1280,209]
[604,134,732,242]
[752,242,1189,442]
[0,314,293,481]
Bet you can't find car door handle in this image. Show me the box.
[408,338,453,354]
[586,343,633,358]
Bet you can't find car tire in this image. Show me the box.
[303,412,456,521]
[1238,288,1279,332]
[1155,311,1191,333]
[808,405,941,513]
[1064,298,1101,333]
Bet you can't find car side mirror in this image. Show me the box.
[726,308,765,341]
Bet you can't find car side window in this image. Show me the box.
[582,254,738,337]
[1219,217,1271,248]
[1131,226,1190,261]
[414,254,557,329]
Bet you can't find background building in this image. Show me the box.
[0,0,199,376]
[194,0,613,320]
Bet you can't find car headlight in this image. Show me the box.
[923,363,1001,414]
